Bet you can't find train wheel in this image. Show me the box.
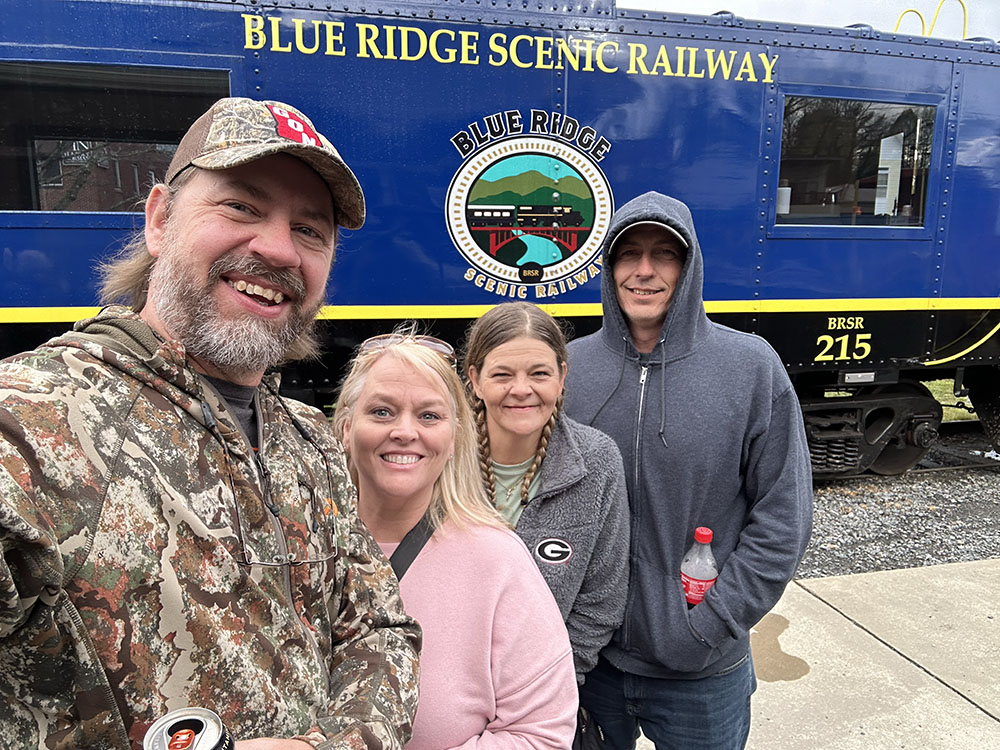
[965,366,1000,453]
[864,381,942,476]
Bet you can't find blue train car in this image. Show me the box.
[2,0,999,476]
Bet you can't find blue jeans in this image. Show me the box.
[579,653,756,750]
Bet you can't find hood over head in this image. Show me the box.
[599,190,710,361]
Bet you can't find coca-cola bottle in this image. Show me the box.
[681,527,718,608]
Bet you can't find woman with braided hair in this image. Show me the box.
[463,302,630,685]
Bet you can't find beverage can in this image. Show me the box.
[143,707,236,750]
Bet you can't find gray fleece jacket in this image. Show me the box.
[564,191,813,680]
[513,414,630,684]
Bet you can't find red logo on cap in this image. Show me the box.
[267,104,320,147]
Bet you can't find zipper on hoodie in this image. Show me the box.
[634,366,649,489]
[620,364,649,652]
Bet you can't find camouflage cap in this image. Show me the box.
[165,97,365,229]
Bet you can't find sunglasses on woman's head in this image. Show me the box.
[359,333,457,366]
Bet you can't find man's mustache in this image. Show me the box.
[207,255,307,302]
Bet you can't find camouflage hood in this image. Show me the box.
[61,304,232,428]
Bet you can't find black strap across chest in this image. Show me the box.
[389,515,434,580]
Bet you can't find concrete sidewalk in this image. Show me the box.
[749,558,999,748]
[635,558,999,748]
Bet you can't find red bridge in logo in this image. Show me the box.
[475,226,592,257]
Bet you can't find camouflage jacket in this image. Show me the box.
[0,307,420,749]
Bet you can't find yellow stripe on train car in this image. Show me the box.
[2,298,1000,324]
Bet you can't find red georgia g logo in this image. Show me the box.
[267,104,320,146]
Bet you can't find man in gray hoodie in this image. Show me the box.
[564,191,813,749]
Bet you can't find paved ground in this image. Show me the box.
[634,558,1000,749]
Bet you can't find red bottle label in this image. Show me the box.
[681,572,717,604]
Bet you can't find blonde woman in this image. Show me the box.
[333,329,577,749]
[463,302,630,685]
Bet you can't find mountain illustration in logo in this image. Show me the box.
[465,154,596,269]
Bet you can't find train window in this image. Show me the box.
[777,97,935,227]
[0,62,228,212]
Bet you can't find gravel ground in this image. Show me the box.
[797,423,1000,579]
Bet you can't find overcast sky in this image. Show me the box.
[619,1,1000,42]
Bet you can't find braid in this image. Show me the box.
[473,397,498,506]
[520,394,562,505]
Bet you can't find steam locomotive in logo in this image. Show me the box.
[466,204,585,228]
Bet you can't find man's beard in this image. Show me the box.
[149,225,322,379]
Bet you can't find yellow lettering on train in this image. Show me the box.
[243,14,265,49]
[269,17,292,52]
[596,41,619,73]
[290,19,320,54]
[357,24,382,58]
[459,31,480,65]
[535,36,555,69]
[627,43,650,75]
[509,35,536,69]
[488,33,509,66]
[242,14,345,55]
[815,332,872,361]
[323,21,347,56]
[681,46,705,78]
[427,29,479,64]
[759,53,778,82]
[705,49,736,78]
[571,38,597,72]
[735,51,757,81]
[827,316,866,330]
[555,38,585,71]
[428,29,454,63]
[241,17,778,81]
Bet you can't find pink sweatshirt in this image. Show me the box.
[380,521,577,750]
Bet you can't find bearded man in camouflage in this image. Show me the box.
[0,98,420,749]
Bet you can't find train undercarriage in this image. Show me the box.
[798,365,1000,477]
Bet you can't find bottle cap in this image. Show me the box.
[694,527,713,543]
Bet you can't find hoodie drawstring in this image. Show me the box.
[657,337,668,449]
[590,334,630,426]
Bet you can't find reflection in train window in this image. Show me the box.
[0,62,228,212]
[777,97,935,226]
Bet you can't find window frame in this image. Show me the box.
[0,51,240,231]
[767,83,948,242]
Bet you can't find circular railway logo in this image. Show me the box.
[446,136,613,287]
